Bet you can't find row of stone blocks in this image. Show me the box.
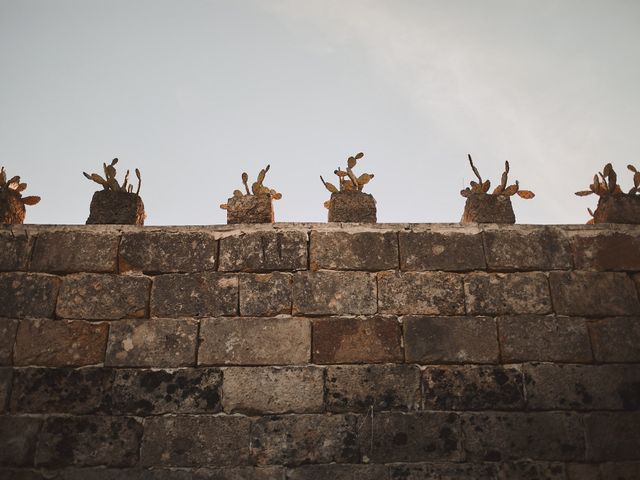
[3,226,640,274]
[3,315,640,368]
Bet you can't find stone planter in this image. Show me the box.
[226,195,274,224]
[328,191,377,223]
[593,195,640,224]
[0,194,25,224]
[461,193,515,224]
[86,191,145,225]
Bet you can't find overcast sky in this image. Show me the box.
[1,0,639,225]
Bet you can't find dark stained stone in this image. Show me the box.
[0,273,60,318]
[0,368,12,412]
[496,461,566,480]
[0,416,41,466]
[140,415,251,467]
[483,227,572,271]
[112,368,222,415]
[119,231,218,273]
[423,365,525,410]
[327,191,377,223]
[0,318,18,365]
[585,412,640,461]
[461,193,515,224]
[35,416,143,467]
[52,467,285,480]
[589,317,640,362]
[293,271,377,315]
[524,363,640,411]
[310,231,398,270]
[378,272,465,315]
[86,190,145,225]
[223,366,324,414]
[399,230,486,271]
[312,317,403,364]
[359,412,463,463]
[403,316,499,364]
[389,462,498,480]
[549,271,640,317]
[564,463,601,480]
[10,367,113,414]
[287,464,389,480]
[239,272,292,316]
[150,273,238,317]
[13,319,109,367]
[0,469,49,480]
[464,272,552,315]
[0,229,33,271]
[56,273,151,320]
[572,232,640,271]
[226,194,274,224]
[599,462,640,479]
[462,412,585,462]
[326,364,421,412]
[30,231,119,273]
[218,231,307,272]
[250,414,360,465]
[105,319,198,367]
[198,317,310,366]
[498,316,592,363]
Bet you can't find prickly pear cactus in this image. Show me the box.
[83,158,142,195]
[0,166,41,224]
[220,165,282,211]
[460,155,534,200]
[320,152,374,209]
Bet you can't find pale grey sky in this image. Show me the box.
[1,0,639,225]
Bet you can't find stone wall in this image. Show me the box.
[1,223,639,480]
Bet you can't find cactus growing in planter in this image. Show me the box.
[84,158,145,225]
[460,155,534,224]
[220,165,282,224]
[321,152,376,223]
[575,163,640,224]
[0,166,41,224]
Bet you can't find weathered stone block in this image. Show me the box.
[35,416,143,467]
[464,272,552,315]
[218,231,307,272]
[151,273,238,317]
[30,231,119,273]
[106,319,198,367]
[499,316,592,363]
[524,363,640,411]
[549,271,640,316]
[10,367,113,414]
[310,231,398,270]
[57,273,151,320]
[497,462,566,480]
[119,231,218,273]
[572,232,640,271]
[599,462,640,479]
[377,272,465,315]
[226,194,274,224]
[293,271,376,315]
[399,231,486,271]
[0,318,18,365]
[326,364,421,412]
[312,317,402,364]
[112,368,222,415]
[359,412,462,463]
[327,191,376,223]
[199,317,310,365]
[564,463,601,480]
[0,468,49,480]
[223,366,324,414]
[462,412,585,461]
[141,416,250,466]
[593,194,640,224]
[461,193,515,224]
[239,273,292,316]
[86,190,145,225]
[589,317,640,362]
[287,465,388,480]
[42,467,284,480]
[250,414,360,465]
[0,229,33,271]
[0,368,11,412]
[14,319,109,367]
[423,365,525,410]
[389,462,498,480]
[585,412,640,461]
[0,273,60,318]
[0,416,41,466]
[404,316,499,364]
[483,227,572,271]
